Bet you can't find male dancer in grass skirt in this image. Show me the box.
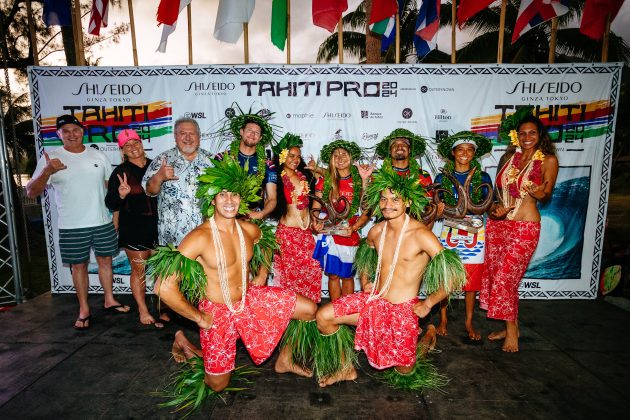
[147,157,316,413]
[314,164,467,390]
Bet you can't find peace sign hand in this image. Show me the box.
[117,173,131,199]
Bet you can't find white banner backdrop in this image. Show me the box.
[28,63,623,299]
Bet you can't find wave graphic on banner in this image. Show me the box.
[469,101,613,146]
[39,101,173,146]
[526,170,590,280]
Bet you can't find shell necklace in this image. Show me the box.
[209,216,247,313]
[367,214,410,302]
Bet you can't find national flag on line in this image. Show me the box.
[214,0,255,44]
[512,0,570,44]
[457,0,494,29]
[580,0,625,40]
[88,0,109,36]
[156,0,192,53]
[381,0,405,52]
[271,0,287,51]
[414,0,440,59]
[312,0,348,32]
[43,0,72,27]
[369,0,398,36]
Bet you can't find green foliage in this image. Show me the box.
[422,248,467,297]
[271,132,303,155]
[365,164,429,219]
[437,131,493,160]
[376,128,427,158]
[353,238,377,283]
[281,319,319,369]
[157,356,257,418]
[249,219,279,275]
[196,157,262,218]
[498,106,534,144]
[146,245,207,305]
[313,325,358,381]
[379,345,448,391]
[320,140,363,163]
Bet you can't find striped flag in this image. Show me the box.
[369,0,398,36]
[312,0,348,32]
[512,0,570,44]
[381,0,404,52]
[414,0,440,58]
[88,0,109,36]
[457,0,494,29]
[156,0,192,53]
[580,0,625,40]
[214,0,255,43]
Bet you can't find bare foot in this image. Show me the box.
[419,324,437,356]
[172,330,198,363]
[502,334,519,352]
[318,366,358,388]
[489,328,519,341]
[274,346,313,378]
[465,322,481,341]
[436,319,448,336]
[139,311,156,325]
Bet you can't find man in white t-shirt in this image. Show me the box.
[27,115,130,330]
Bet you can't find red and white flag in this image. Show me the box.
[457,0,494,29]
[512,0,570,44]
[156,0,192,53]
[312,0,348,33]
[580,0,625,40]
[88,0,109,35]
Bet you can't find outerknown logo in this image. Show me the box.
[402,108,413,119]
[420,85,454,93]
[72,83,142,95]
[420,86,428,93]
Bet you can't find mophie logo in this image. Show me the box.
[240,81,397,97]
[184,82,235,92]
[72,83,142,95]
[184,112,206,119]
[506,81,582,95]
[285,113,314,119]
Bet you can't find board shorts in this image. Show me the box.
[58,222,118,264]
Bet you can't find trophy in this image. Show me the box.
[309,195,352,236]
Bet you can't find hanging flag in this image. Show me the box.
[414,0,440,58]
[512,0,570,44]
[580,0,625,40]
[156,0,192,53]
[214,0,255,43]
[381,0,405,52]
[312,0,348,32]
[88,0,109,36]
[271,0,287,50]
[457,0,494,29]
[43,0,72,27]
[369,0,398,36]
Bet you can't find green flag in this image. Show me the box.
[271,0,287,51]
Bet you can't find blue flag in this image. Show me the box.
[43,0,72,27]
[381,0,405,52]
[414,0,440,59]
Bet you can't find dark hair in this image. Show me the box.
[271,147,316,220]
[505,114,557,157]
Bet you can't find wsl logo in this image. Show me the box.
[184,112,206,119]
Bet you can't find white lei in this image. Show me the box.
[209,216,247,313]
[367,214,410,302]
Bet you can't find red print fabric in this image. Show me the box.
[198,286,296,375]
[274,223,323,303]
[333,292,420,369]
[480,219,540,321]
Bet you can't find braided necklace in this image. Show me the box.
[322,165,362,217]
[209,216,247,313]
[368,214,410,302]
[229,140,266,186]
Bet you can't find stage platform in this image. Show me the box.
[1,293,629,419]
